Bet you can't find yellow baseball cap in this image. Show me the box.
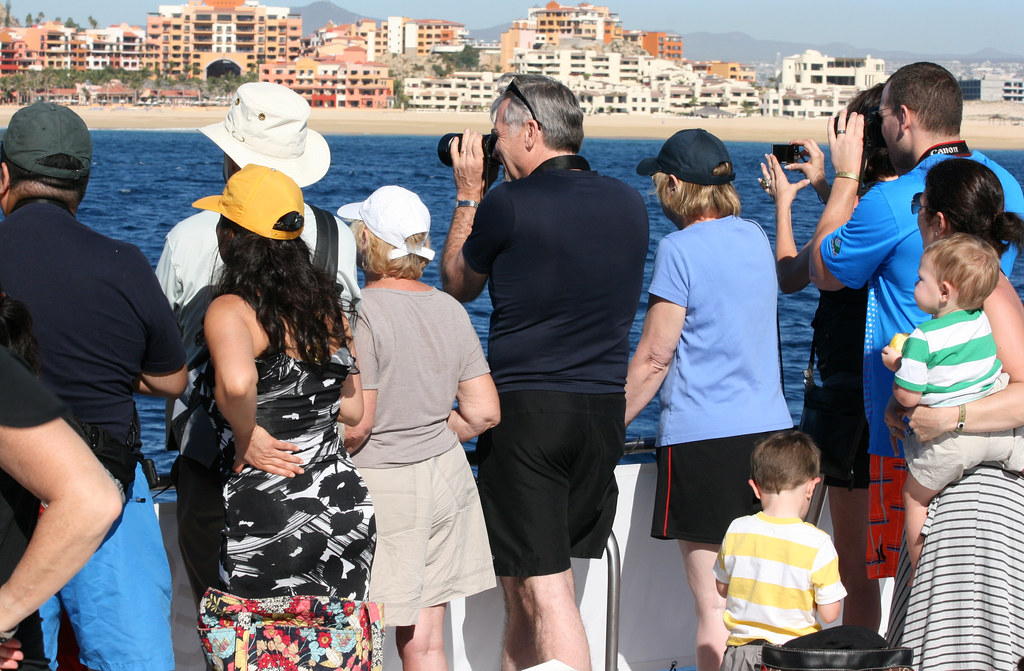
[192,164,304,240]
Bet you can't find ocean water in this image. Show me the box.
[74,130,1024,474]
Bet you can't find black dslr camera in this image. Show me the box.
[437,132,497,167]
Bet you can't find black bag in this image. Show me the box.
[798,343,867,482]
[761,626,914,670]
[64,411,141,496]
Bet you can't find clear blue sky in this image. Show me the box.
[17,0,1024,57]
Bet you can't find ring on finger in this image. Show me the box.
[836,129,847,135]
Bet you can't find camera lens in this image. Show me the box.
[437,132,497,167]
[437,133,461,167]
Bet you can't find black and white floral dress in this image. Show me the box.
[217,347,375,600]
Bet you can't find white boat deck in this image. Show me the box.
[159,461,863,671]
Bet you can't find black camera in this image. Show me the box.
[438,132,497,167]
[771,143,801,164]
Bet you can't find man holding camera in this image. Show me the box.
[797,62,1024,579]
[442,74,649,671]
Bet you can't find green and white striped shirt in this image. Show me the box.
[895,309,1002,407]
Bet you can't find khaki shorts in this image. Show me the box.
[905,374,1024,490]
[359,446,495,626]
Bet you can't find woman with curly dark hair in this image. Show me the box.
[192,165,379,671]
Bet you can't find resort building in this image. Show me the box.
[623,30,684,62]
[760,87,856,119]
[764,49,886,117]
[259,47,394,108]
[145,0,303,79]
[960,75,1024,103]
[510,47,641,84]
[779,49,885,91]
[526,2,623,46]
[690,60,755,83]
[308,20,382,61]
[403,70,500,111]
[0,29,29,75]
[382,17,467,57]
[498,20,537,71]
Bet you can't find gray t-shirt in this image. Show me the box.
[351,287,489,468]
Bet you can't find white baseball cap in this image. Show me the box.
[199,82,330,188]
[337,186,434,261]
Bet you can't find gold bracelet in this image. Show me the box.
[955,404,966,433]
[834,171,860,182]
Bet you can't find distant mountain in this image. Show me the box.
[292,1,368,34]
[468,23,511,43]
[677,31,1024,63]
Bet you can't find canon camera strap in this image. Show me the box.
[533,154,591,174]
[917,140,970,165]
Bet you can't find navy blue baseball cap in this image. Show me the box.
[636,129,735,185]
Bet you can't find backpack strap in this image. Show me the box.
[309,204,339,280]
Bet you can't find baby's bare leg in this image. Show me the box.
[903,473,940,572]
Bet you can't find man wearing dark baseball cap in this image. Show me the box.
[0,102,186,671]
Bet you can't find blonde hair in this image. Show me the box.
[351,220,431,280]
[652,162,741,224]
[923,232,1000,310]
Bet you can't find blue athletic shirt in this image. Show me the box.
[649,215,792,445]
[821,150,1023,457]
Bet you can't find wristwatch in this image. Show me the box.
[0,624,18,644]
[455,199,479,209]
[954,404,966,433]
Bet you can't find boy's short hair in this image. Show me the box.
[750,430,820,494]
[923,233,1000,310]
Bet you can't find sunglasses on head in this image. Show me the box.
[505,79,541,128]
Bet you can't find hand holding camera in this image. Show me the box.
[441,130,501,202]
[828,109,866,178]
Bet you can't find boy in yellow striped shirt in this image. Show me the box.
[713,430,846,671]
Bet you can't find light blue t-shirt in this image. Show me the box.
[649,215,792,445]
[821,150,1023,457]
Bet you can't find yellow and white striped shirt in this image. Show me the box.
[713,512,846,645]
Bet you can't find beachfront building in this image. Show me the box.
[78,25,148,71]
[763,49,886,117]
[960,74,1024,103]
[403,70,500,111]
[779,49,885,91]
[260,48,394,108]
[0,29,29,75]
[527,2,623,46]
[145,0,302,79]
[690,60,755,83]
[760,87,854,118]
[382,16,468,57]
[498,20,537,71]
[623,30,684,62]
[510,47,642,84]
[307,20,382,61]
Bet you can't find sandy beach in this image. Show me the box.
[1,102,1023,149]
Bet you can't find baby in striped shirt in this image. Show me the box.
[882,233,1024,571]
[714,430,846,671]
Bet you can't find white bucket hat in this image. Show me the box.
[337,186,435,261]
[199,82,330,188]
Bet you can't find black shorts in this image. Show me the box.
[823,425,871,489]
[652,431,781,544]
[476,389,625,577]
